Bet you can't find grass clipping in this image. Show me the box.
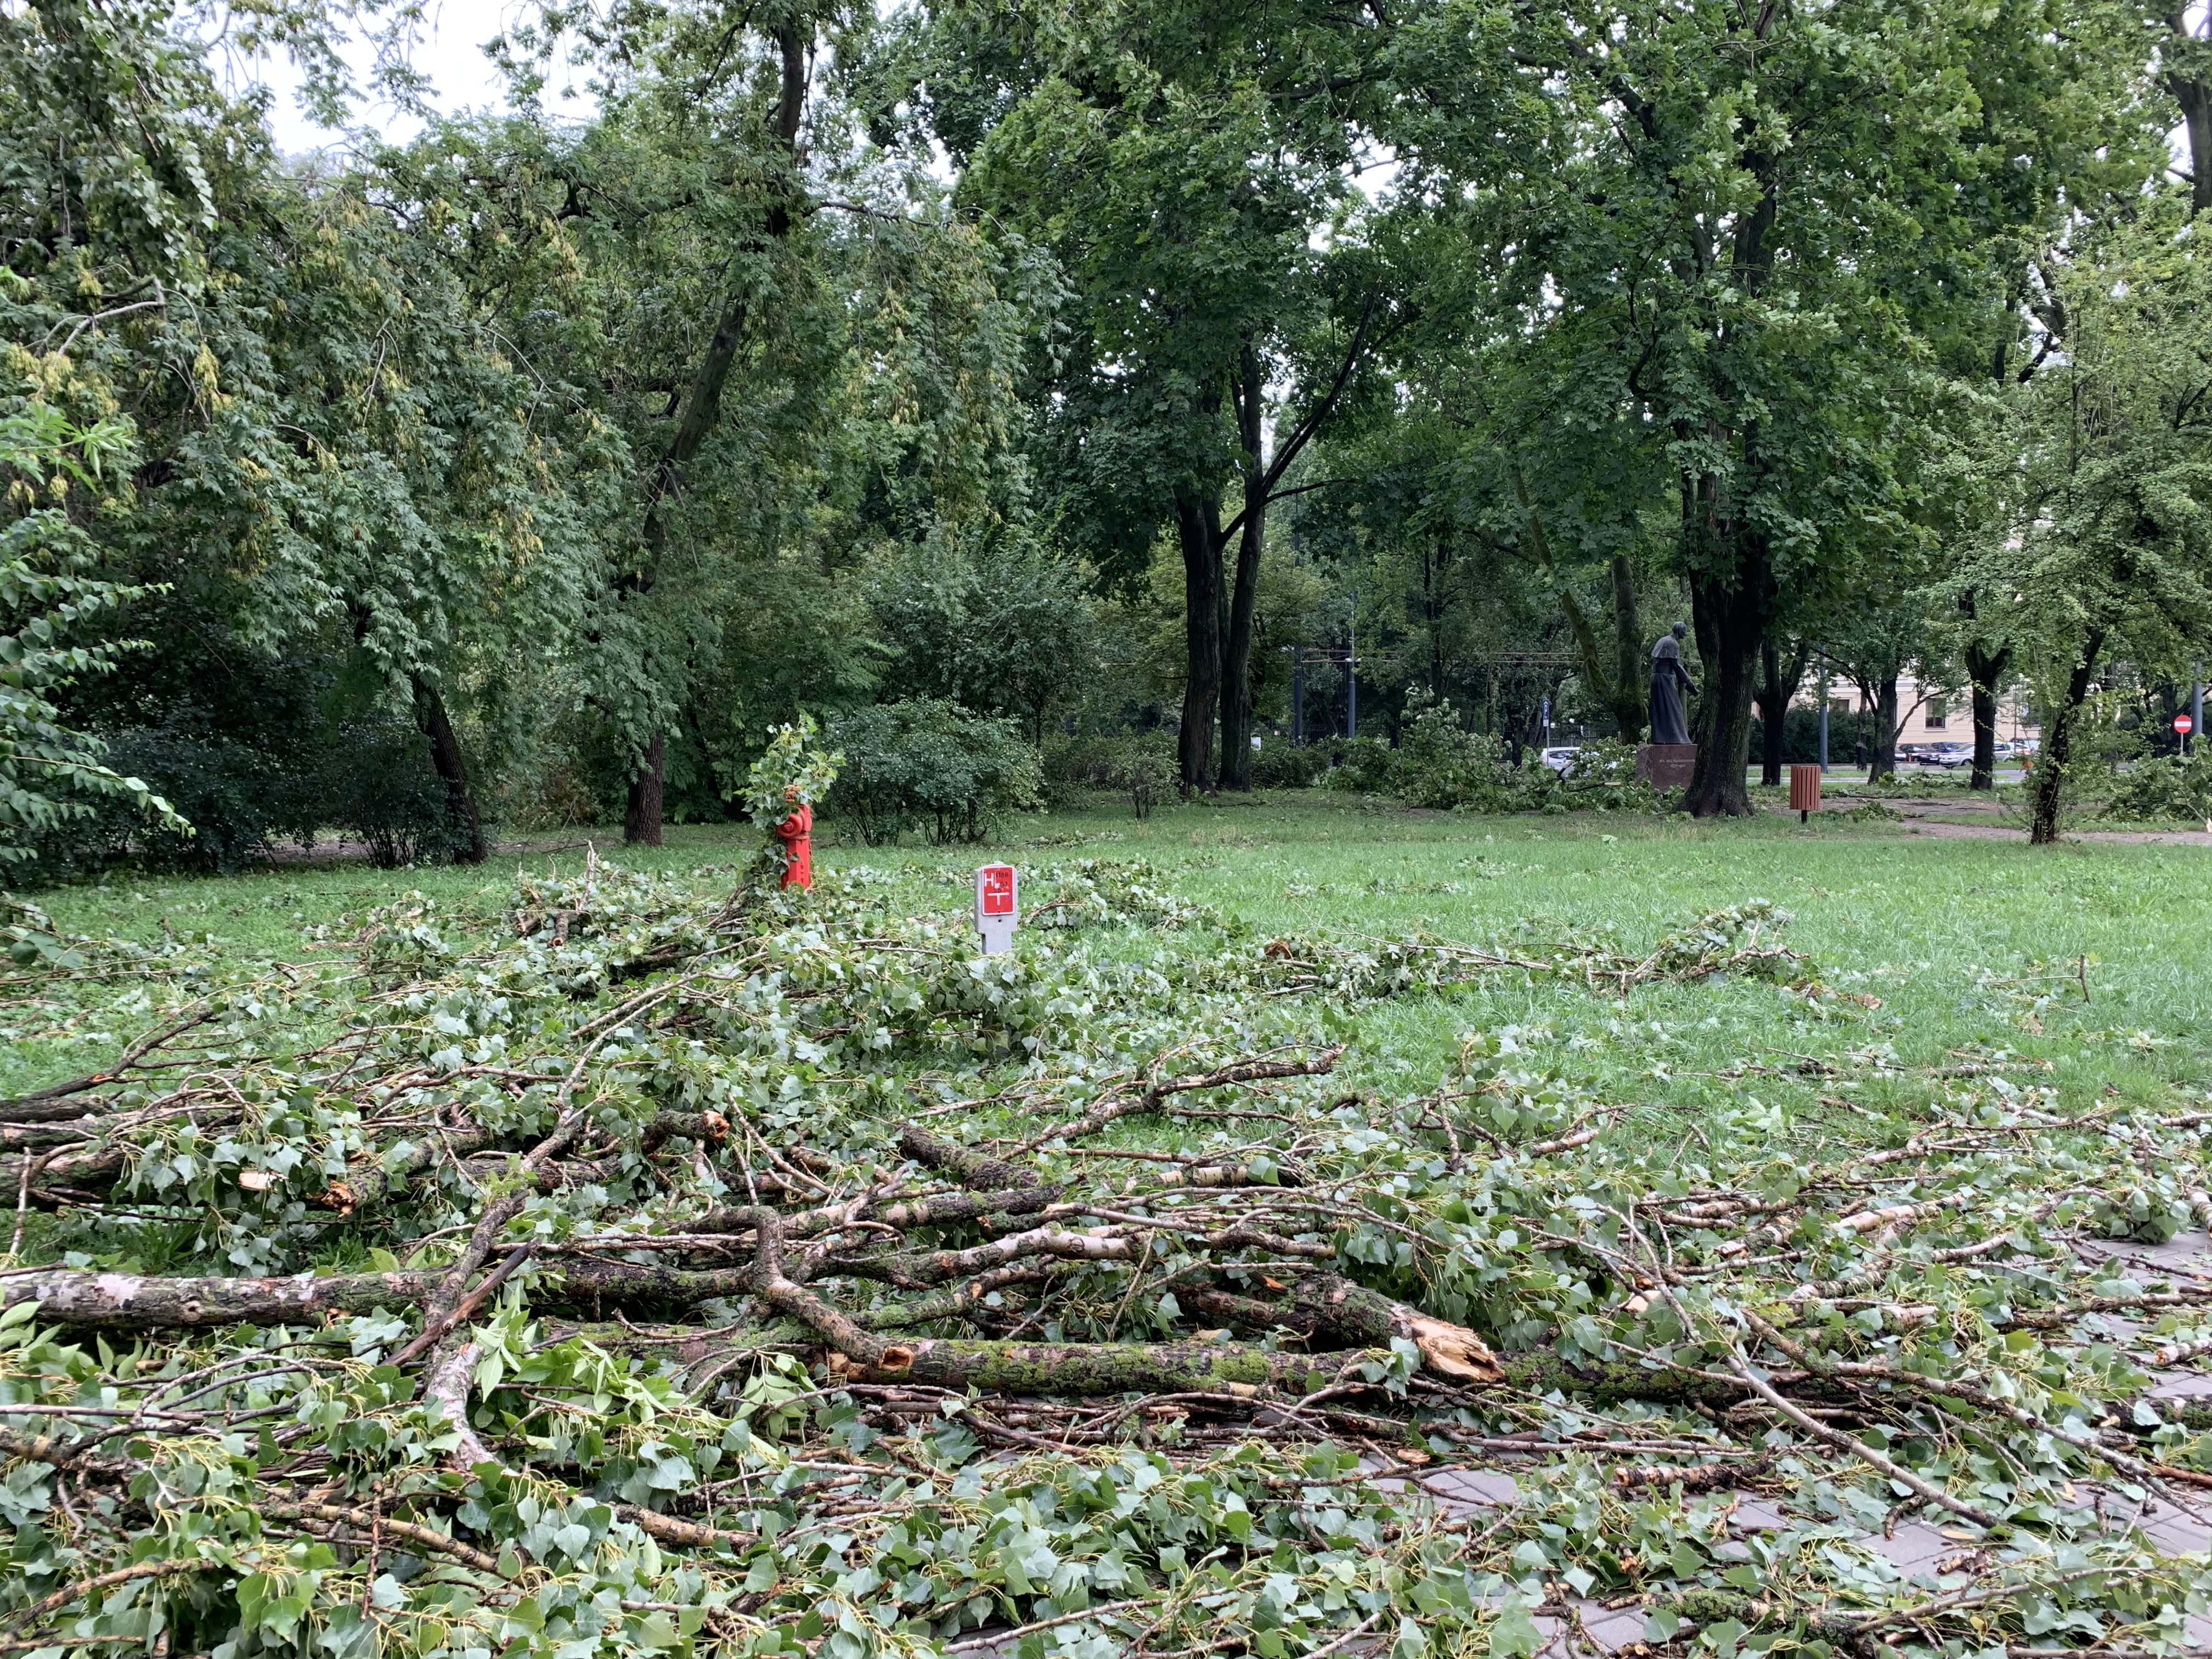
[0,856,2207,1659]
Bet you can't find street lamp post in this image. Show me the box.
[1817,670,1830,773]
[1346,592,1358,741]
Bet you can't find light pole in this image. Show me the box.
[1345,591,1358,741]
[1817,669,1830,773]
[1288,648,1304,746]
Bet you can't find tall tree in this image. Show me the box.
[1970,207,2212,843]
[1386,0,2158,815]
[929,0,1394,791]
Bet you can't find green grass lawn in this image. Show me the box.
[19,792,2212,1141]
[10,794,2212,1653]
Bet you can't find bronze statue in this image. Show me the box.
[1649,623,1696,745]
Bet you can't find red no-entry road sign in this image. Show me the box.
[2179,715,2196,736]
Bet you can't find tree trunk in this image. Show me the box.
[1610,553,1645,740]
[1682,558,1765,818]
[1963,639,2012,792]
[410,675,487,864]
[832,1336,1374,1395]
[1752,640,1809,789]
[2169,8,2212,218]
[623,22,807,847]
[1868,676,1899,781]
[1678,166,1778,820]
[2028,629,2105,845]
[625,731,665,847]
[1218,344,1267,791]
[1176,491,1224,792]
[1756,652,1788,787]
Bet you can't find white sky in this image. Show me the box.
[242,0,596,155]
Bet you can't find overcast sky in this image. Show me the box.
[245,0,595,155]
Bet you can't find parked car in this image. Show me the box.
[1538,746,1583,775]
[1922,742,1973,769]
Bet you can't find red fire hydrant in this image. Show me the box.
[773,802,814,890]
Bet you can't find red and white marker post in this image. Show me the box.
[975,863,1018,955]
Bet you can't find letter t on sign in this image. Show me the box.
[975,864,1018,955]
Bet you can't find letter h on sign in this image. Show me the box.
[975,864,1018,955]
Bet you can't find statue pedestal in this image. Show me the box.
[1635,743,1697,789]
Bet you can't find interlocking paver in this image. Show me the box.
[1869,1522,1951,1571]
[1420,1467,1520,1512]
[1727,1498,1790,1532]
[2075,1230,2212,1274]
[2149,1367,2212,1400]
[1575,1605,1646,1653]
[2135,1502,2212,1556]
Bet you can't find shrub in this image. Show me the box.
[1041,731,1177,817]
[500,761,604,832]
[1323,701,1664,815]
[328,722,480,868]
[1324,694,1520,810]
[1087,735,1177,819]
[102,722,321,872]
[27,710,324,879]
[2103,750,2212,822]
[1250,740,1330,788]
[823,699,1043,845]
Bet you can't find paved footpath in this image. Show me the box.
[1376,1228,2212,1656]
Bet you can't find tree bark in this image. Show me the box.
[1176,490,1225,792]
[410,674,487,864]
[623,22,807,845]
[1206,300,1381,788]
[1753,639,1809,788]
[2028,627,2105,845]
[1678,162,1778,820]
[1682,553,1767,818]
[1610,553,1645,740]
[2169,7,2212,218]
[1867,675,1900,781]
[837,1337,1327,1393]
[1963,638,2012,792]
[624,731,665,847]
[1218,342,1267,791]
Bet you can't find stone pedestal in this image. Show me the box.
[1635,743,1698,789]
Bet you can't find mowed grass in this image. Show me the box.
[15,794,2212,1151]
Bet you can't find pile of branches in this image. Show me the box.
[0,859,2207,1659]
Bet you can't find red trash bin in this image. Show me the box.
[1789,764,1821,821]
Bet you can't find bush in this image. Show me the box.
[1087,735,1177,819]
[328,721,480,868]
[27,715,323,879]
[106,722,322,871]
[1323,699,1665,815]
[823,699,1043,845]
[2103,750,2212,822]
[1324,694,1521,810]
[1044,732,1180,818]
[1250,740,1330,788]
